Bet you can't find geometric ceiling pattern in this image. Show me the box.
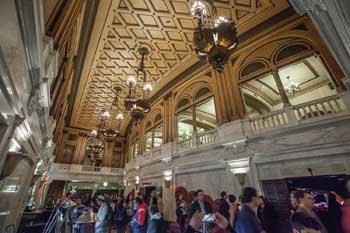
[73,0,289,130]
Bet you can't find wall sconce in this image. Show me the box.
[162,170,172,188]
[135,176,140,190]
[227,158,250,186]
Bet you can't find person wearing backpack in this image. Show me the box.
[131,197,148,233]
[147,205,168,233]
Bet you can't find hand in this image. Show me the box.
[330,191,344,205]
[189,211,203,231]
[215,212,228,229]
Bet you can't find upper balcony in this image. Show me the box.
[126,93,350,171]
[49,163,124,183]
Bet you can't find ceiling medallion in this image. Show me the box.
[124,47,152,123]
[191,0,238,72]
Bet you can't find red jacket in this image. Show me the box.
[137,203,148,225]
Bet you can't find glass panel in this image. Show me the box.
[145,131,153,152]
[177,108,193,141]
[240,73,283,117]
[153,125,162,147]
[195,97,217,133]
[278,56,337,105]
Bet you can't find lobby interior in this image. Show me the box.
[0,0,349,232]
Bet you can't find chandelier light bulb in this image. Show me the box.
[91,130,97,136]
[214,16,229,27]
[143,83,153,92]
[191,1,207,20]
[116,113,124,120]
[126,75,136,87]
[102,111,110,118]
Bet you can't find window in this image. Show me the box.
[144,124,163,152]
[241,56,337,118]
[277,56,336,105]
[177,97,217,141]
[241,73,283,117]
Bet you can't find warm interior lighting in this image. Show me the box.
[126,75,136,87]
[116,113,124,120]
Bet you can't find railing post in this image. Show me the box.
[285,105,298,126]
[340,91,350,111]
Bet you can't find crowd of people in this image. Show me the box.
[48,183,350,233]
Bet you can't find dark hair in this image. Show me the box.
[150,205,159,215]
[242,187,257,203]
[220,191,227,198]
[135,197,143,205]
[228,194,236,203]
[294,190,310,202]
[196,189,204,197]
[291,212,321,231]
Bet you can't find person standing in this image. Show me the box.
[148,190,158,207]
[257,196,278,233]
[219,191,230,221]
[291,212,322,233]
[295,190,328,233]
[177,194,188,233]
[189,189,212,233]
[228,194,238,233]
[69,196,86,233]
[189,189,212,217]
[147,205,167,233]
[115,197,127,233]
[130,197,148,233]
[331,179,350,233]
[95,195,109,233]
[235,187,264,233]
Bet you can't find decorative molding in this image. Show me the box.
[223,138,248,155]
[305,0,327,15]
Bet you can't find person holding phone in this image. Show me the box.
[185,211,228,233]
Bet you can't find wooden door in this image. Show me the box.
[262,179,292,233]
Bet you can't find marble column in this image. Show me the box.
[161,175,176,221]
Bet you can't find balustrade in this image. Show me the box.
[249,94,347,133]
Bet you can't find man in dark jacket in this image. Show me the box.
[235,187,264,233]
[219,191,230,221]
[190,189,213,217]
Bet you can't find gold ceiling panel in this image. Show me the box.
[73,0,289,130]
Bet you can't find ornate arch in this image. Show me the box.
[271,40,314,65]
[174,79,213,113]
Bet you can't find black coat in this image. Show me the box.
[219,198,230,220]
[189,200,213,218]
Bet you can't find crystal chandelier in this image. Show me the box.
[124,47,152,123]
[284,76,300,95]
[191,0,238,72]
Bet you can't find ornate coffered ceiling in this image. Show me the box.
[71,0,289,131]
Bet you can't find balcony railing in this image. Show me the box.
[249,95,348,134]
[51,163,124,176]
[125,94,349,170]
[249,109,288,132]
[176,128,218,153]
